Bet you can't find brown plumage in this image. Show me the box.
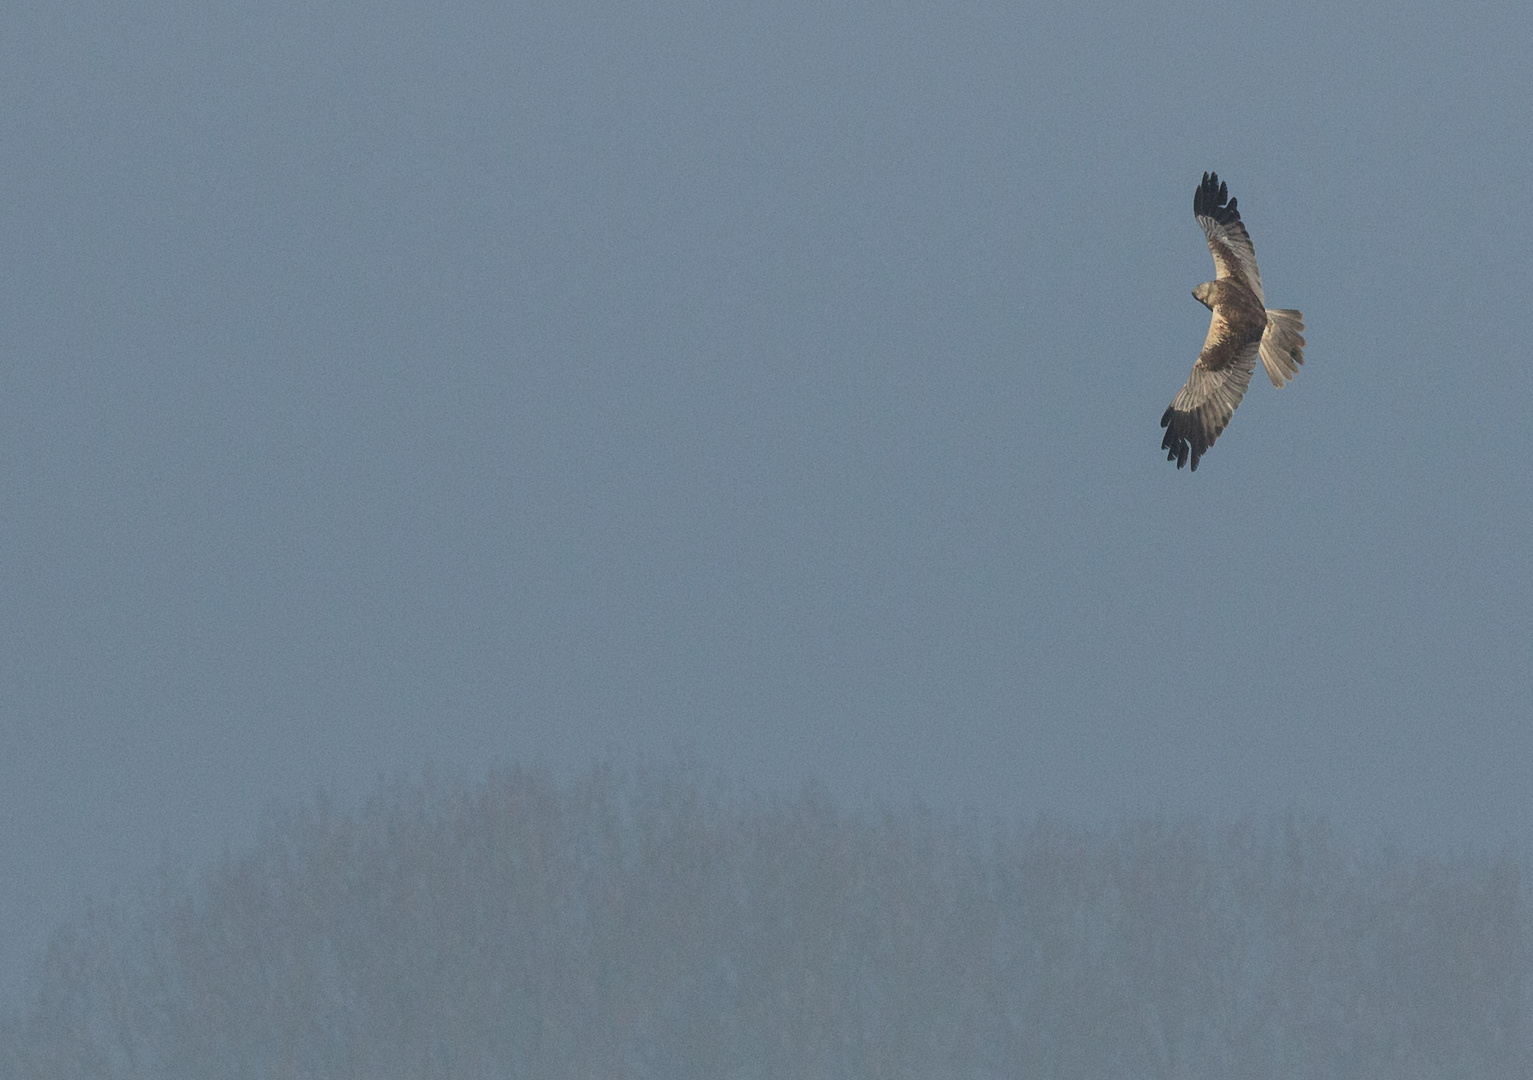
[1160,172,1306,470]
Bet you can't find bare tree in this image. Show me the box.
[5,766,1530,1079]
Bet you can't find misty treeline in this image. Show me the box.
[4,766,1529,1079]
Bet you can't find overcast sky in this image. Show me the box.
[3,0,1531,1000]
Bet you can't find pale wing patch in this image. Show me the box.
[1201,225,1264,304]
[1199,309,1233,368]
[1159,342,1258,471]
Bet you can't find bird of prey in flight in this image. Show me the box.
[1160,172,1305,470]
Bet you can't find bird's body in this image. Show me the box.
[1160,172,1305,470]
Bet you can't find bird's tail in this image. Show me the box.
[1259,309,1306,388]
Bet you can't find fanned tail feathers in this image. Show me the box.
[1259,309,1305,388]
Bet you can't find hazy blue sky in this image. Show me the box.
[2,0,1530,999]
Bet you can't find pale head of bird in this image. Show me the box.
[1192,281,1218,310]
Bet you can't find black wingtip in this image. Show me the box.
[1160,407,1205,472]
[1194,170,1240,226]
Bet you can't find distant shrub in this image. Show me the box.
[4,764,1529,1079]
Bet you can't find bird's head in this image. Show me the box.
[1192,281,1218,310]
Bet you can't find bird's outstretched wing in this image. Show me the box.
[1195,171,1263,304]
[1160,337,1258,471]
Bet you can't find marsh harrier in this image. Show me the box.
[1160,172,1305,470]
